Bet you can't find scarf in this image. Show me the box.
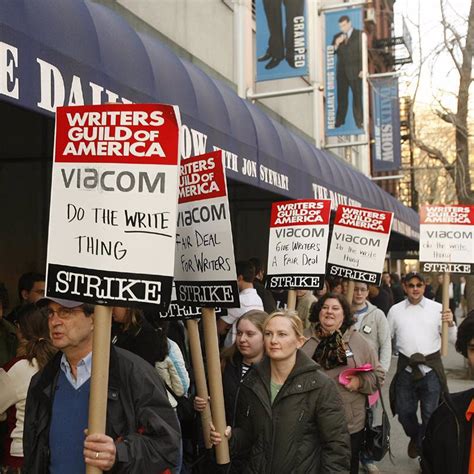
[312,322,348,370]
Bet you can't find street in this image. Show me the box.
[378,311,473,474]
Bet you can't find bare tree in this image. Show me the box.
[410,0,474,205]
[408,0,474,312]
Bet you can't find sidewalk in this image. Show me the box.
[376,315,473,473]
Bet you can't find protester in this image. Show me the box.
[0,287,17,368]
[153,321,190,408]
[352,282,391,473]
[295,289,317,329]
[390,273,405,304]
[352,282,392,372]
[249,257,277,314]
[218,260,263,347]
[387,272,457,460]
[194,310,267,424]
[210,310,351,472]
[303,293,385,474]
[153,321,190,474]
[421,313,474,473]
[423,275,435,300]
[6,273,45,325]
[0,304,56,471]
[381,272,395,308]
[460,276,468,318]
[315,279,330,299]
[23,297,181,473]
[111,306,162,366]
[368,284,391,316]
[329,279,343,295]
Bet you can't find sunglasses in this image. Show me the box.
[407,283,424,289]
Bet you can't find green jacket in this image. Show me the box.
[230,350,350,473]
[0,318,17,367]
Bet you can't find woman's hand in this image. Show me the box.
[193,396,209,413]
[344,375,361,392]
[209,422,231,445]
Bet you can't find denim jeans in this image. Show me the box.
[395,369,441,449]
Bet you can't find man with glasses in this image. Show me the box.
[23,297,181,473]
[387,272,456,462]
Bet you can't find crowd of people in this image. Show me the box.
[0,266,473,473]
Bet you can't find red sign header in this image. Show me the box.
[55,103,180,165]
[334,205,393,234]
[178,151,227,204]
[420,205,474,225]
[270,200,331,228]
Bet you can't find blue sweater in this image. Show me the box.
[49,370,90,474]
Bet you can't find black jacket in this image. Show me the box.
[23,346,181,473]
[112,318,161,366]
[253,280,276,314]
[333,29,362,80]
[223,353,252,425]
[230,350,350,473]
[422,388,474,474]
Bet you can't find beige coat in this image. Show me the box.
[302,327,385,433]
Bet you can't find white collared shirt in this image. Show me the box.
[60,352,92,390]
[387,297,457,374]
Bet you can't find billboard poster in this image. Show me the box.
[45,103,181,310]
[256,0,308,81]
[325,7,364,136]
[174,151,239,307]
[371,77,401,172]
[266,199,331,290]
[420,205,474,274]
[327,205,393,285]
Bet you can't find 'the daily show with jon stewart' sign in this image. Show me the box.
[327,205,393,285]
[371,77,402,172]
[420,205,474,274]
[174,150,239,308]
[45,103,181,310]
[266,199,331,290]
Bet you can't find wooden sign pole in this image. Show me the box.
[86,305,113,474]
[287,289,297,311]
[441,272,450,357]
[201,308,230,464]
[346,280,355,307]
[186,319,212,449]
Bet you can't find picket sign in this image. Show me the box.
[45,103,182,474]
[327,205,394,286]
[174,151,238,464]
[345,281,355,307]
[186,320,212,449]
[420,205,474,356]
[87,306,112,474]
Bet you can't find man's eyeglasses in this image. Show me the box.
[47,308,83,320]
[407,283,424,289]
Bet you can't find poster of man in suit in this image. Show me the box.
[256,0,308,81]
[325,8,365,136]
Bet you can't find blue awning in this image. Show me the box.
[0,0,419,239]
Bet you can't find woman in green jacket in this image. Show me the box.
[210,310,351,473]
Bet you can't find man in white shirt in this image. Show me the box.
[217,261,264,348]
[387,272,456,460]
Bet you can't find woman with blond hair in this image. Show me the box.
[210,310,350,473]
[0,303,56,471]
